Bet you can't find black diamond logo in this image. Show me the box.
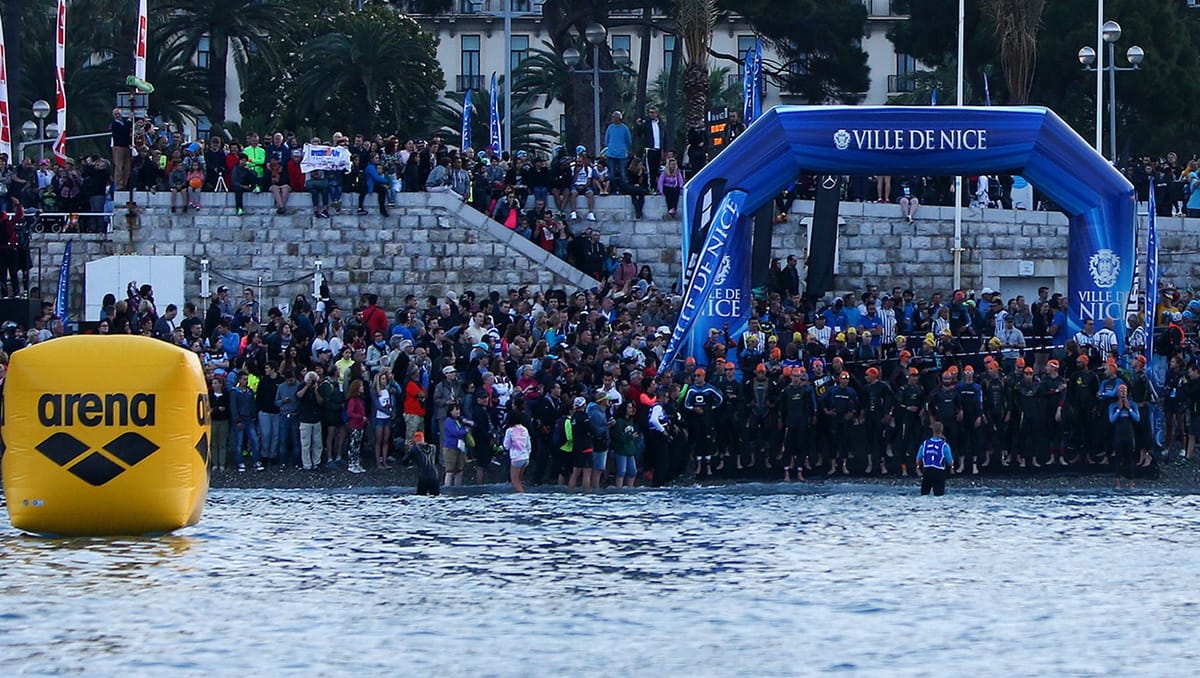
[36,432,89,466]
[103,432,159,466]
[195,432,209,464]
[68,452,126,486]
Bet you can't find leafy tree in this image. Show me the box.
[979,0,1044,105]
[721,0,869,103]
[893,0,1200,157]
[289,7,443,137]
[677,0,715,132]
[159,0,294,132]
[143,24,210,126]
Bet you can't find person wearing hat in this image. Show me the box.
[710,359,743,471]
[895,367,925,477]
[925,369,962,473]
[996,313,1026,372]
[861,366,894,475]
[1037,358,1069,467]
[1010,363,1043,469]
[742,362,776,472]
[585,392,613,488]
[823,370,859,475]
[432,365,463,444]
[980,359,1011,468]
[1065,354,1099,465]
[953,365,984,475]
[779,366,817,481]
[1109,384,1142,488]
[683,368,724,478]
[568,151,598,222]
[568,395,596,489]
[1125,354,1154,467]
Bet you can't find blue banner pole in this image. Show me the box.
[55,239,72,325]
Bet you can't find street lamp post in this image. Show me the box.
[562,24,631,155]
[1078,21,1144,162]
[31,99,52,162]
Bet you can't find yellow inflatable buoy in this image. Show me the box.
[3,335,210,536]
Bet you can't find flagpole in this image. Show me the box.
[952,0,965,290]
[0,14,11,160]
[53,0,67,165]
[1096,0,1104,155]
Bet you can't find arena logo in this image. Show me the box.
[35,431,160,486]
[832,128,988,152]
[38,392,156,428]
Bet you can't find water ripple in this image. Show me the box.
[1,488,1199,674]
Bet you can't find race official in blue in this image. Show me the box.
[917,422,954,496]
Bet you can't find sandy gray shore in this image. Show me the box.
[207,459,1200,493]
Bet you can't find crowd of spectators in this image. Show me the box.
[1,265,1192,491]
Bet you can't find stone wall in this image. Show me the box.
[29,191,1199,319]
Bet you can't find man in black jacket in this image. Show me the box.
[636,107,666,188]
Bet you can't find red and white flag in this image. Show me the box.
[0,14,11,159]
[53,0,67,165]
[134,0,147,82]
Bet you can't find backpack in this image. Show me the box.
[552,414,572,450]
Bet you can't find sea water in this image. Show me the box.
[2,485,1197,675]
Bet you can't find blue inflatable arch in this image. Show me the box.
[664,105,1135,365]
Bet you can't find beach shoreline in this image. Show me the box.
[204,460,1200,494]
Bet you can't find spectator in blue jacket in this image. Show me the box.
[358,152,390,216]
[603,111,633,195]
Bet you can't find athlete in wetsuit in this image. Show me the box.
[862,366,895,475]
[780,367,818,481]
[1038,359,1068,466]
[954,366,984,475]
[808,359,834,470]
[824,371,859,475]
[895,367,925,477]
[1011,366,1042,468]
[742,364,776,471]
[683,368,724,478]
[926,371,961,471]
[980,360,1010,468]
[1109,384,1141,488]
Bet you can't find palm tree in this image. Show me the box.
[510,42,571,112]
[289,8,443,137]
[159,0,293,132]
[144,25,209,125]
[429,89,557,156]
[677,0,715,132]
[980,0,1045,105]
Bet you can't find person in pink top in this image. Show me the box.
[657,156,685,217]
[344,379,368,474]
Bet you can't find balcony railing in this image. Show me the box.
[456,74,485,92]
[455,0,542,14]
[888,72,918,93]
[862,0,906,18]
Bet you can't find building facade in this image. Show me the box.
[406,0,920,141]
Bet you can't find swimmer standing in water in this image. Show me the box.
[916,421,953,496]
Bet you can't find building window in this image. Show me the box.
[510,35,529,72]
[737,35,757,87]
[889,52,916,92]
[197,36,211,70]
[459,35,482,91]
[612,34,632,60]
[663,35,676,74]
[196,115,212,141]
